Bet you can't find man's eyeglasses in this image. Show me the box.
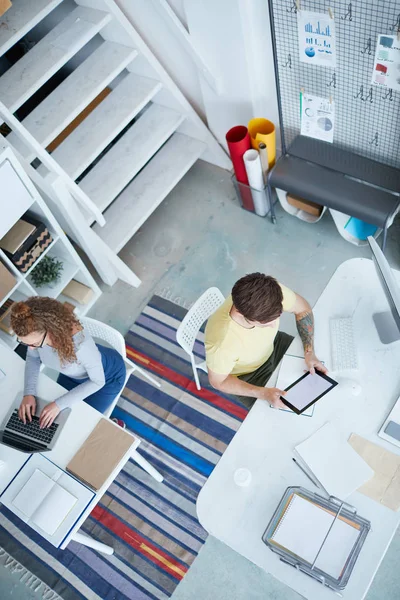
[17,330,47,348]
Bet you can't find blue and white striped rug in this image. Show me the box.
[0,295,247,599]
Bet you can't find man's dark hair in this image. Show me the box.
[231,273,283,323]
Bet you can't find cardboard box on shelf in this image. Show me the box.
[0,262,16,302]
[62,280,93,305]
[0,298,15,334]
[63,301,76,313]
[0,220,36,255]
[0,214,53,273]
[287,194,323,217]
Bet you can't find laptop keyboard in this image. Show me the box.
[6,410,58,445]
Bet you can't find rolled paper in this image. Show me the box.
[226,125,254,211]
[243,149,268,217]
[248,118,276,168]
[258,142,269,184]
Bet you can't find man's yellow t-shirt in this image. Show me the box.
[204,284,296,377]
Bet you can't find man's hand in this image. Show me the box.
[305,352,328,375]
[19,395,36,424]
[39,402,61,429]
[258,387,287,409]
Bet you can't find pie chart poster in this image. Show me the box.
[297,10,336,68]
[301,93,335,143]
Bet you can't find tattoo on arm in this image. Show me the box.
[296,310,314,353]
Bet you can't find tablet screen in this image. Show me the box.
[281,371,337,414]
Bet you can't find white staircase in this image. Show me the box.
[0,0,230,287]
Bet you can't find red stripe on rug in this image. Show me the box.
[126,345,247,420]
[91,505,188,580]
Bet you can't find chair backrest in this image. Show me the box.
[80,317,127,359]
[176,287,225,355]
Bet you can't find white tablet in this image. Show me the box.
[281,371,338,415]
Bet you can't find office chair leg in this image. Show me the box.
[382,226,388,253]
[131,449,164,482]
[72,531,114,555]
[133,365,161,388]
[191,355,201,390]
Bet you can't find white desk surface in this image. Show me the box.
[197,258,400,600]
[0,343,139,549]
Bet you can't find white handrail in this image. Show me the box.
[0,100,106,227]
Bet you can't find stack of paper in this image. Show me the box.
[294,423,374,498]
[271,493,360,578]
[12,469,77,536]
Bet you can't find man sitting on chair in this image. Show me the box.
[205,272,327,410]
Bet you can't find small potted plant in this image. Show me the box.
[30,255,63,288]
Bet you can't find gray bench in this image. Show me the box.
[268,136,400,250]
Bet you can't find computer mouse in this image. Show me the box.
[338,377,362,397]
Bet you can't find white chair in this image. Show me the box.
[80,317,163,482]
[176,287,225,390]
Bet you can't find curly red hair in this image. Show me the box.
[11,297,80,363]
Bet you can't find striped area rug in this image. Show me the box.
[0,295,247,599]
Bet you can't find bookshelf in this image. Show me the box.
[0,146,101,349]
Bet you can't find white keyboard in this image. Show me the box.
[330,317,358,371]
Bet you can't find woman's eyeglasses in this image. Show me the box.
[17,330,47,348]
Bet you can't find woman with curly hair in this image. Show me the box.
[11,297,126,429]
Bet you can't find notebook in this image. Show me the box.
[276,354,315,417]
[67,419,135,490]
[294,423,374,499]
[271,493,360,578]
[12,469,77,536]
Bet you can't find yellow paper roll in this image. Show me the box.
[248,118,276,168]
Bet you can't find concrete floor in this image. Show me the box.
[2,160,400,599]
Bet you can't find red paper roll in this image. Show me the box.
[226,126,254,212]
[226,126,251,184]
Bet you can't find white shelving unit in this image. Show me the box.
[0,147,101,350]
[0,0,230,288]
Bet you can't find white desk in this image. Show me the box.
[0,343,139,554]
[197,258,400,600]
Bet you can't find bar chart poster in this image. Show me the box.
[297,11,336,67]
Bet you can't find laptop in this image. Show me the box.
[0,397,70,453]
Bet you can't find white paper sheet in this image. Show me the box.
[243,150,268,217]
[12,469,54,518]
[297,10,336,67]
[371,35,400,92]
[301,93,335,143]
[12,468,77,536]
[295,423,374,499]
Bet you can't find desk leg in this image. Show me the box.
[72,531,114,555]
[131,448,164,482]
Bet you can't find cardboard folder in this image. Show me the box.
[66,419,135,491]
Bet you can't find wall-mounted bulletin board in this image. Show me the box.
[269,0,400,169]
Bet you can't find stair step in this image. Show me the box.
[7,42,138,163]
[80,104,185,222]
[0,6,112,112]
[0,0,64,58]
[92,133,206,253]
[48,73,162,180]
